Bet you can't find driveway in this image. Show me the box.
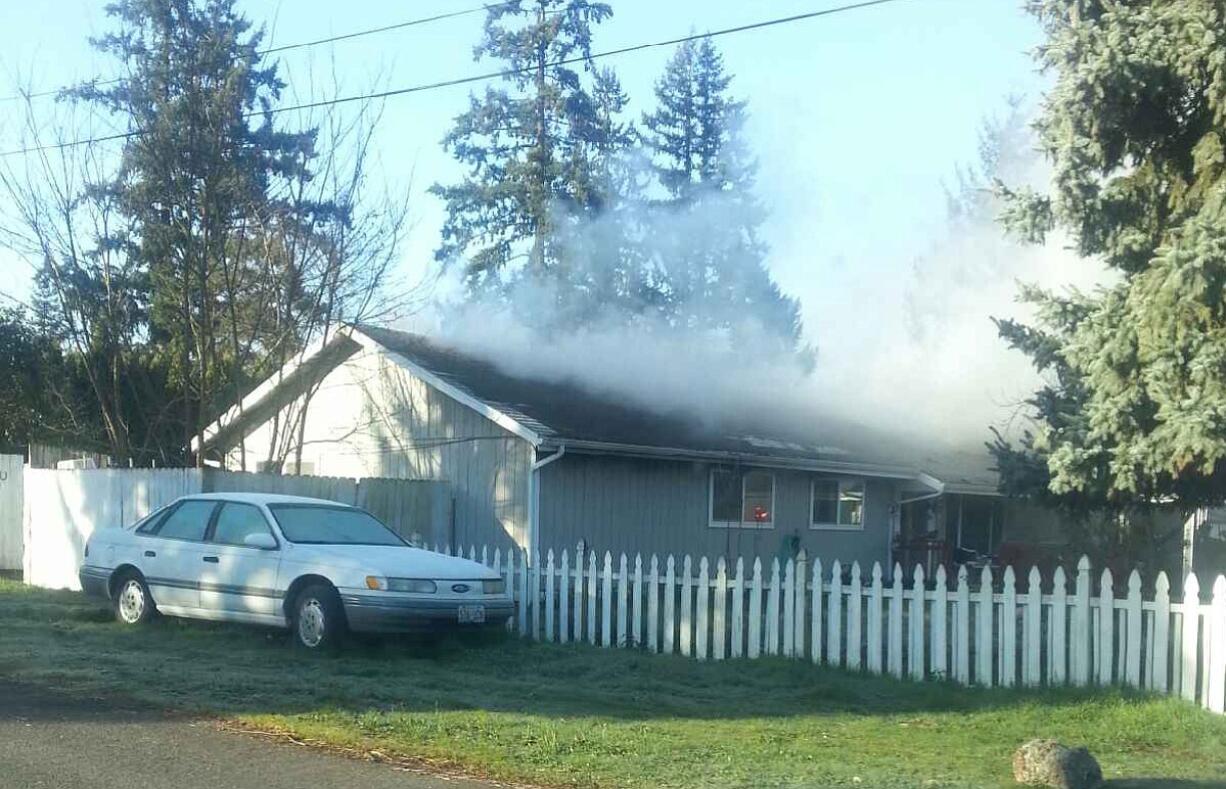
[0,681,497,789]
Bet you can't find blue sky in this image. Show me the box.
[0,0,1044,343]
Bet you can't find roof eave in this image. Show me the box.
[544,437,927,481]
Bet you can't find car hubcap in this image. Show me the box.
[119,580,145,623]
[298,598,325,647]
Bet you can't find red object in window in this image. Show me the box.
[753,506,769,523]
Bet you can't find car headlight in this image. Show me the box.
[482,579,506,595]
[387,578,437,593]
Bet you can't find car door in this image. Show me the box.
[139,499,217,612]
[198,501,282,619]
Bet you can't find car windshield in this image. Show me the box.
[268,504,405,546]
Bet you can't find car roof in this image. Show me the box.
[178,492,355,507]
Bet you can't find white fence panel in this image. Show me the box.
[24,468,202,590]
[0,455,24,571]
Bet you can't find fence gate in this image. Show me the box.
[0,454,23,571]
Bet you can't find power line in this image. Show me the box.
[0,1,518,104]
[0,0,909,158]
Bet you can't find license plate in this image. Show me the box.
[457,604,486,624]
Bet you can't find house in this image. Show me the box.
[195,325,1085,570]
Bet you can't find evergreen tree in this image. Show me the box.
[641,39,802,352]
[75,0,316,461]
[994,1,1226,513]
[431,0,616,294]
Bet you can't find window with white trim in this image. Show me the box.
[709,468,775,528]
[811,478,865,529]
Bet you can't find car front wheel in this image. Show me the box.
[292,583,345,651]
[113,573,156,626]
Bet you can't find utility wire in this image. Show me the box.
[0,0,908,158]
[0,0,519,104]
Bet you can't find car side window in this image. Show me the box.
[211,502,274,547]
[152,500,216,541]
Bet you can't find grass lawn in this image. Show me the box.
[1,579,1224,788]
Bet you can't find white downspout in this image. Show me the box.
[527,445,566,566]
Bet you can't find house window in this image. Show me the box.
[811,478,865,530]
[709,468,775,528]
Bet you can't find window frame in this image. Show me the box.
[205,500,280,550]
[708,468,776,530]
[809,477,867,531]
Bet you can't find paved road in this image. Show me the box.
[0,681,496,789]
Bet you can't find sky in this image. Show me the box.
[0,0,1070,448]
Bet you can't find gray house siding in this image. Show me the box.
[538,452,897,568]
[225,347,532,553]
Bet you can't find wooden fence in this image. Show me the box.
[439,543,1226,714]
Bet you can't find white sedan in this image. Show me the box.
[78,492,514,649]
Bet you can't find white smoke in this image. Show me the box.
[419,109,1109,457]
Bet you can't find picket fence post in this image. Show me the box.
[559,549,571,645]
[867,562,882,673]
[1024,566,1042,687]
[748,558,763,659]
[794,551,808,660]
[648,555,660,653]
[714,557,728,660]
[586,551,598,645]
[889,563,904,678]
[696,557,710,660]
[976,565,993,686]
[1001,566,1017,687]
[1182,573,1201,702]
[1097,568,1114,685]
[782,558,796,658]
[1072,557,1092,686]
[663,555,677,654]
[1208,576,1226,713]
[520,550,530,638]
[811,558,824,666]
[1050,566,1067,685]
[573,542,585,644]
[766,558,781,656]
[601,552,613,648]
[731,557,745,659]
[632,554,644,648]
[931,565,947,679]
[909,564,926,681]
[954,565,970,683]
[1151,572,1170,693]
[545,549,556,643]
[680,555,693,657]
[617,553,629,648]
[828,560,843,667]
[1125,570,1143,687]
[848,562,863,671]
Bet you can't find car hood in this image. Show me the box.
[291,544,499,580]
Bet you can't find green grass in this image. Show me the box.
[1,578,1224,789]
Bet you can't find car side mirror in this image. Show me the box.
[243,532,278,550]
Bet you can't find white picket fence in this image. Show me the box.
[437,543,1226,714]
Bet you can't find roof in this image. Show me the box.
[352,325,956,482]
[184,492,354,506]
[199,324,1002,492]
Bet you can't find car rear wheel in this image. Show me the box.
[113,573,156,626]
[291,583,345,651]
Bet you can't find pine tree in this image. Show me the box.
[641,39,802,352]
[994,1,1226,512]
[431,0,616,294]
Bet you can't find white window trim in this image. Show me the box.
[708,468,776,530]
[810,477,867,531]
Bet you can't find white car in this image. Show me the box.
[78,492,514,649]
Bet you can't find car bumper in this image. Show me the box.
[340,593,515,633]
[78,566,111,600]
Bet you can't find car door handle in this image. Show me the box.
[202,556,219,564]
[144,550,156,558]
